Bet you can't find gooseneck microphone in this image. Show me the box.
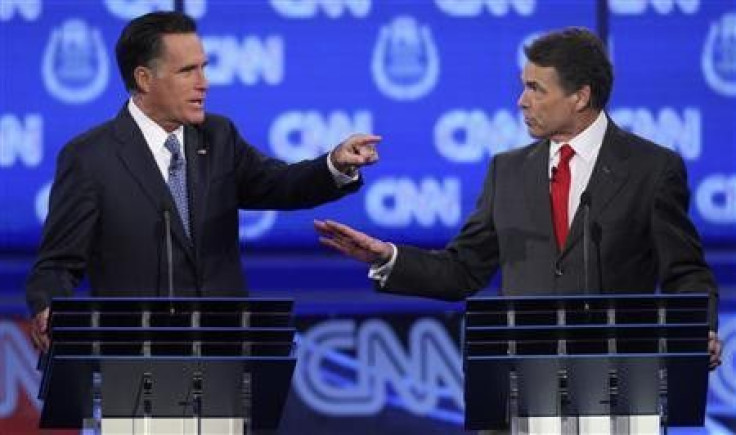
[580,191,592,294]
[163,207,175,314]
[580,191,593,317]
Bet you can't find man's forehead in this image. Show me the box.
[521,63,560,83]
[160,33,200,50]
[159,33,205,60]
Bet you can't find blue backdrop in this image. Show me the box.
[1,0,734,251]
[0,1,735,433]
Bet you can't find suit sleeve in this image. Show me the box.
[381,157,501,301]
[225,120,361,210]
[651,152,719,328]
[25,144,99,315]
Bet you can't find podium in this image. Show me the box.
[463,294,710,434]
[37,297,297,434]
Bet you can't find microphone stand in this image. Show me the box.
[163,209,175,315]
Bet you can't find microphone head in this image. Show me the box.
[580,191,591,207]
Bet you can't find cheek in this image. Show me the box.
[165,82,184,103]
[158,85,176,105]
[174,92,188,112]
[538,100,565,123]
[533,103,549,122]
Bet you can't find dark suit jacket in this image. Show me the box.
[383,118,718,324]
[26,106,360,315]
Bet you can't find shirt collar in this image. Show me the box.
[127,98,184,151]
[550,111,608,164]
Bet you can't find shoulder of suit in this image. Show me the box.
[609,123,681,163]
[493,139,545,163]
[61,118,118,157]
[201,112,234,132]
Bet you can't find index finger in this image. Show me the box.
[349,134,382,147]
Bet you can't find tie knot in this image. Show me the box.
[164,134,181,156]
[559,144,575,164]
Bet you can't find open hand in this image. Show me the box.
[709,330,722,370]
[30,307,50,353]
[314,219,392,265]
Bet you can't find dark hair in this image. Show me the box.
[115,11,197,93]
[524,27,613,110]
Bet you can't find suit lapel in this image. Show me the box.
[184,124,210,251]
[113,107,195,263]
[564,121,630,253]
[522,141,556,247]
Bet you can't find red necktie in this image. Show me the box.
[551,144,575,250]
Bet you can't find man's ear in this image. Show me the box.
[574,85,592,112]
[134,66,152,93]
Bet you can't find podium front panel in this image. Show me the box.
[40,356,296,429]
[464,354,707,430]
[463,294,711,430]
[39,297,298,430]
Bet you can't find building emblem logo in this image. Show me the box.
[42,19,109,104]
[371,16,440,101]
[702,12,736,97]
[239,210,277,241]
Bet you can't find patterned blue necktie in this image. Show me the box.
[164,134,191,240]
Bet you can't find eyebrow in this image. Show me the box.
[523,78,547,90]
[177,60,209,74]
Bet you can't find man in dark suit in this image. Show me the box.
[315,27,722,368]
[27,11,381,351]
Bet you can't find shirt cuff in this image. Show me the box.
[327,151,360,187]
[368,243,398,288]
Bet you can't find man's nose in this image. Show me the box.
[517,91,528,109]
[197,69,208,90]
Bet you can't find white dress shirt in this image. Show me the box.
[370,111,609,286]
[128,99,184,181]
[548,110,608,226]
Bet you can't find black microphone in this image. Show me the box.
[163,207,175,314]
[196,125,209,156]
[580,192,592,294]
[580,191,593,317]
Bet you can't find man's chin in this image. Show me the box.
[526,128,544,139]
[186,112,206,125]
